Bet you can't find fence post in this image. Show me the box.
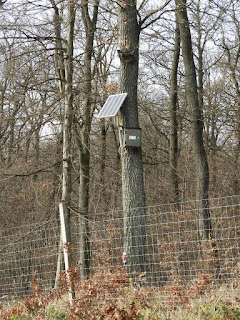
[59,202,75,306]
[54,234,63,290]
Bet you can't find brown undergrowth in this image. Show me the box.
[1,267,240,319]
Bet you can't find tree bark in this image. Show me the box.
[62,0,75,208]
[76,0,99,280]
[50,0,65,95]
[175,0,211,240]
[60,0,75,283]
[169,19,180,203]
[118,0,146,274]
[196,0,204,112]
[224,45,240,195]
[100,118,107,198]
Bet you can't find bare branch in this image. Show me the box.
[139,0,172,30]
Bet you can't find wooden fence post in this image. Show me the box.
[54,234,63,290]
[59,202,75,305]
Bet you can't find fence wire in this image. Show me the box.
[0,195,240,302]
[0,220,60,299]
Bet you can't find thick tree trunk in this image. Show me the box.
[175,0,211,240]
[118,0,146,274]
[169,20,180,203]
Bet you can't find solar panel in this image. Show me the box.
[97,93,127,119]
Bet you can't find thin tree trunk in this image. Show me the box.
[7,118,16,165]
[169,19,180,203]
[50,0,69,285]
[60,0,75,289]
[50,0,65,95]
[196,0,204,112]
[62,1,75,207]
[0,79,7,163]
[100,118,107,204]
[76,0,99,280]
[175,0,211,240]
[110,125,121,209]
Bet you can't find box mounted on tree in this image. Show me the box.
[97,93,141,148]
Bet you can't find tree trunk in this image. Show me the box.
[224,45,240,195]
[7,118,16,166]
[196,0,204,112]
[169,19,180,203]
[118,0,146,274]
[100,118,107,205]
[78,133,91,279]
[50,0,65,95]
[61,0,75,284]
[76,0,99,280]
[62,1,75,208]
[175,0,211,240]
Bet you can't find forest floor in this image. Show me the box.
[1,270,240,319]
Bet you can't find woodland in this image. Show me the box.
[0,0,239,244]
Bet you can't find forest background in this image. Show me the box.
[0,0,239,232]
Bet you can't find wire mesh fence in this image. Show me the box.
[0,219,60,299]
[0,195,240,302]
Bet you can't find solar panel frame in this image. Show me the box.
[96,93,127,119]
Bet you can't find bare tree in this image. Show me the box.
[175,0,211,240]
[118,0,172,274]
[74,0,100,279]
[118,0,146,274]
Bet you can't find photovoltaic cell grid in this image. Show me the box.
[97,93,127,119]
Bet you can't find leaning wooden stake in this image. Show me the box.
[59,202,75,306]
